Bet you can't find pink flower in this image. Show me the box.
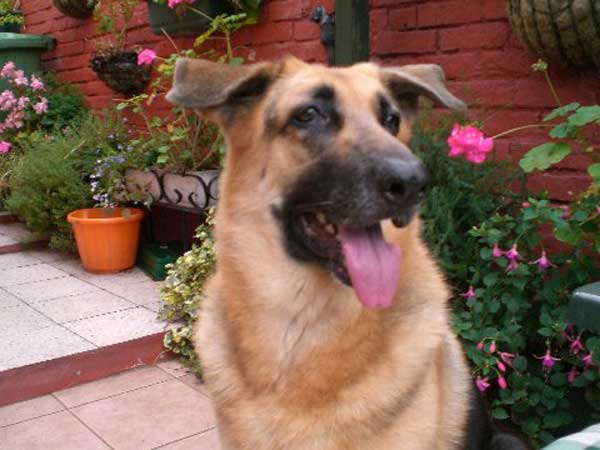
[506,259,518,272]
[529,250,553,271]
[33,97,48,115]
[0,61,15,78]
[489,341,497,353]
[461,286,475,300]
[568,367,578,384]
[137,49,157,66]
[569,335,584,355]
[17,96,29,110]
[476,376,490,393]
[0,141,11,154]
[30,75,45,91]
[167,0,194,8]
[561,205,571,219]
[492,244,504,258]
[497,375,507,390]
[447,123,494,164]
[497,360,506,372]
[499,352,515,367]
[505,244,519,260]
[522,201,531,208]
[583,352,593,368]
[0,90,16,111]
[13,70,28,86]
[476,341,484,351]
[536,350,560,371]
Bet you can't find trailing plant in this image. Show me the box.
[159,209,215,377]
[150,0,261,25]
[92,0,137,56]
[0,0,23,28]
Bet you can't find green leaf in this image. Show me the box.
[588,163,600,187]
[519,143,571,173]
[156,155,168,164]
[483,273,498,287]
[549,122,576,139]
[492,408,510,420]
[554,222,582,245]
[543,411,573,429]
[543,102,579,121]
[116,102,128,111]
[568,105,600,126]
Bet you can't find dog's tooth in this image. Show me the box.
[325,224,337,235]
[316,213,327,225]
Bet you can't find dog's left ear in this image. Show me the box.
[381,64,466,112]
[166,58,283,123]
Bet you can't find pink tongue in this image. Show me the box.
[338,225,401,309]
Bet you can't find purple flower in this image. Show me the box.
[536,350,560,372]
[583,352,593,368]
[569,335,584,355]
[505,244,519,260]
[492,244,504,258]
[529,250,553,271]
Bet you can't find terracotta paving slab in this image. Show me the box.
[54,366,172,408]
[72,379,216,450]
[64,307,166,347]
[33,290,136,324]
[0,410,111,450]
[0,325,95,372]
[0,395,64,427]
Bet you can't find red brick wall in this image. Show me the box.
[22,0,599,200]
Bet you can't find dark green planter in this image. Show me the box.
[0,11,23,33]
[0,33,55,77]
[146,0,233,36]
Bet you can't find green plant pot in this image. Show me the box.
[0,11,23,33]
[0,33,55,82]
[146,0,233,36]
[53,0,97,19]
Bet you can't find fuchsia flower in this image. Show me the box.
[505,244,519,272]
[476,341,484,351]
[497,375,507,390]
[522,201,531,208]
[167,0,195,8]
[492,244,504,258]
[561,205,571,219]
[583,352,594,368]
[0,141,11,154]
[33,97,48,114]
[536,350,560,371]
[476,376,490,393]
[461,286,475,300]
[569,335,584,355]
[497,361,507,372]
[489,341,497,353]
[137,49,157,66]
[30,74,45,91]
[529,250,554,271]
[499,352,515,367]
[447,124,494,164]
[568,367,578,384]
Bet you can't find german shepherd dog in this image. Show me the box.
[167,58,526,450]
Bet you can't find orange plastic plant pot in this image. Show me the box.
[67,207,144,274]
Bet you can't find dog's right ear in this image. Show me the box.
[166,58,282,123]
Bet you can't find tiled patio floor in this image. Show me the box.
[0,361,221,450]
[0,247,165,372]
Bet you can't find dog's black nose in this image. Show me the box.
[378,156,429,207]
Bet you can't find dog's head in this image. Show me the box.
[167,58,464,309]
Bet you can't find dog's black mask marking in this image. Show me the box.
[272,149,427,284]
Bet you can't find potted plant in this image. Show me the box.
[53,0,97,20]
[89,0,152,96]
[146,0,260,36]
[0,0,23,33]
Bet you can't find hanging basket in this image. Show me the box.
[90,51,152,96]
[52,0,97,19]
[146,0,234,36]
[507,0,600,70]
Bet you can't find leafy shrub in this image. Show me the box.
[39,73,89,131]
[159,210,215,377]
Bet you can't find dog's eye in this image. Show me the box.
[384,113,400,135]
[293,106,321,124]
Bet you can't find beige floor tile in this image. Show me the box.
[0,234,17,246]
[0,325,95,372]
[158,428,221,450]
[72,380,216,450]
[0,304,55,338]
[0,395,64,427]
[0,264,67,288]
[82,267,152,289]
[5,276,98,304]
[0,289,22,309]
[157,359,191,378]
[34,290,136,324]
[0,252,42,270]
[0,223,36,242]
[54,366,171,408]
[178,374,209,397]
[64,307,165,347]
[0,410,110,450]
[112,280,162,306]
[25,249,75,263]
[143,300,163,314]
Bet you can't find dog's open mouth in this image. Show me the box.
[295,211,402,309]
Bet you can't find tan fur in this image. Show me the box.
[169,58,472,450]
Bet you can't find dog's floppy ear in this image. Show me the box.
[381,64,466,112]
[166,58,282,122]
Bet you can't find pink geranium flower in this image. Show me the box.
[447,123,494,164]
[30,74,45,91]
[33,97,48,115]
[476,376,490,393]
[0,61,15,78]
[13,70,28,87]
[137,48,157,66]
[0,141,11,154]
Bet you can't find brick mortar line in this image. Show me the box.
[51,394,116,450]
